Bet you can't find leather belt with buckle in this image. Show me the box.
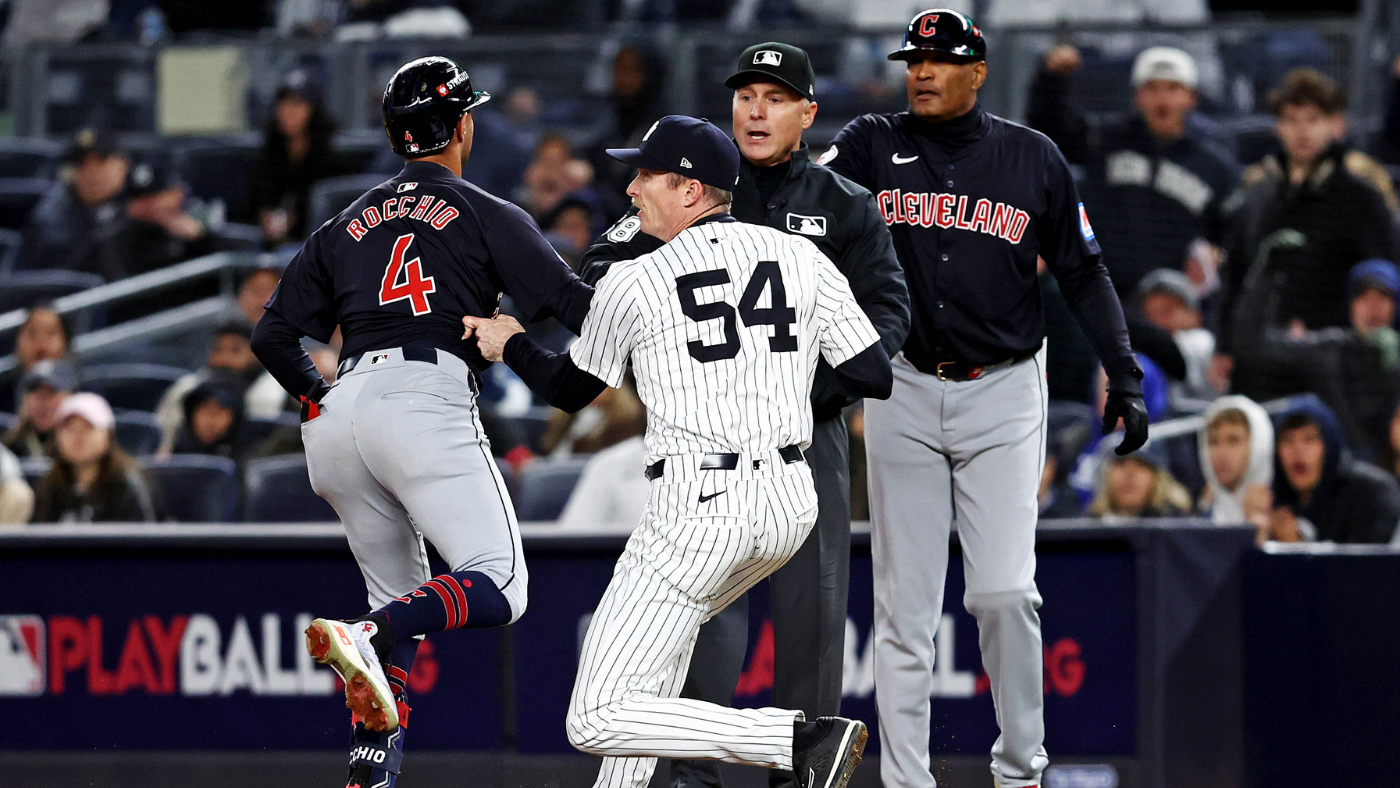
[339,345,440,378]
[645,444,804,481]
[932,350,1036,382]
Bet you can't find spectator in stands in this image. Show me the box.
[540,378,645,456]
[32,393,162,523]
[556,435,649,532]
[235,266,283,326]
[2,359,77,460]
[1197,395,1273,528]
[21,129,129,277]
[541,195,600,270]
[518,134,595,223]
[1135,269,1216,397]
[1069,357,1171,505]
[1089,437,1194,522]
[0,441,33,523]
[108,155,218,278]
[1253,259,1400,461]
[250,69,343,246]
[1382,399,1400,485]
[1039,428,1088,520]
[155,320,287,455]
[1,304,71,414]
[1027,46,1240,298]
[1267,395,1400,544]
[1215,68,1399,401]
[170,374,249,461]
[588,45,669,218]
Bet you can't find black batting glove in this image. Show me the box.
[1103,365,1149,456]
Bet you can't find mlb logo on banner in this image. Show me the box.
[1078,202,1096,242]
[0,615,45,696]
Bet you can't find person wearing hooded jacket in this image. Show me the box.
[1268,395,1400,544]
[1197,395,1274,528]
[1088,434,1193,524]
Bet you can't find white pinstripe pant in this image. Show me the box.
[566,450,819,788]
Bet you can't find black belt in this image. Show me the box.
[644,444,804,482]
[338,345,440,378]
[928,349,1037,382]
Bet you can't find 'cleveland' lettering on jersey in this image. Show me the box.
[875,189,1029,243]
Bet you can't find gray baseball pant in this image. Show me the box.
[670,415,852,788]
[866,351,1048,788]
[301,347,528,619]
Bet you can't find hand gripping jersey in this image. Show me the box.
[568,216,881,462]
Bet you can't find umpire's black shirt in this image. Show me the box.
[579,144,911,421]
[822,105,1134,376]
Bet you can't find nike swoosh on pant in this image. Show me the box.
[698,490,726,503]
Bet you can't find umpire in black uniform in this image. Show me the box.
[579,42,910,788]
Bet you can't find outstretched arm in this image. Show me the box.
[464,315,607,413]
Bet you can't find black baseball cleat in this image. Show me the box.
[306,614,399,732]
[792,716,868,788]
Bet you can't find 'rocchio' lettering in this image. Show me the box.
[876,189,1029,244]
[346,195,459,242]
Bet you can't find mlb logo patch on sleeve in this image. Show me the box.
[0,615,46,696]
[1078,202,1096,242]
[786,214,827,237]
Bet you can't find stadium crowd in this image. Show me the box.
[3,16,1400,548]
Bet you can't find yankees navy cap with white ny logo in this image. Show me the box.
[606,115,741,191]
[725,42,816,100]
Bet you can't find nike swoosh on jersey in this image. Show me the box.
[698,490,727,503]
[892,153,919,164]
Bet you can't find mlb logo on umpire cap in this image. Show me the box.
[0,615,46,696]
[754,50,783,66]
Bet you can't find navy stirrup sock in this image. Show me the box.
[374,571,512,640]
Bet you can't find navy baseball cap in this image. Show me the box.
[1349,258,1400,300]
[606,115,740,192]
[888,8,987,62]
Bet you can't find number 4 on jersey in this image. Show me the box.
[380,233,436,315]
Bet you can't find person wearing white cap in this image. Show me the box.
[31,392,161,523]
[1027,43,1239,299]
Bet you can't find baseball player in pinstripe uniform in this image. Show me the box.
[464,115,892,788]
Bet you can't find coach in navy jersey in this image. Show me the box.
[250,57,591,788]
[579,43,909,788]
[819,11,1147,788]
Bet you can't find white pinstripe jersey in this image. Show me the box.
[570,218,881,462]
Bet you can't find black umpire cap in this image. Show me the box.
[725,42,816,100]
[888,8,987,62]
[606,115,741,192]
[382,56,491,157]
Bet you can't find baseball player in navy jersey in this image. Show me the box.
[249,57,592,788]
[578,43,909,788]
[819,11,1150,788]
[464,115,889,788]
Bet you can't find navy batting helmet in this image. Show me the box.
[888,9,986,62]
[382,56,491,157]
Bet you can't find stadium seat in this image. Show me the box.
[0,270,104,314]
[0,228,22,274]
[0,178,53,230]
[0,138,63,180]
[243,454,337,522]
[308,175,386,231]
[79,364,188,412]
[173,140,262,225]
[241,413,299,450]
[332,131,386,175]
[143,454,239,522]
[513,456,591,522]
[114,411,162,456]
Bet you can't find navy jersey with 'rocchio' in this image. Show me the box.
[265,160,587,370]
[821,106,1132,373]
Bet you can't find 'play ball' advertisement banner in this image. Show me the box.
[1,542,1135,756]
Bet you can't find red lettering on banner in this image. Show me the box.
[954,195,974,230]
[1045,637,1084,696]
[347,219,367,242]
[734,620,776,697]
[363,206,383,228]
[86,616,117,695]
[429,206,459,230]
[1008,210,1030,244]
[144,615,187,694]
[970,198,993,233]
[407,639,439,693]
[935,194,955,228]
[48,615,86,694]
[114,619,160,694]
